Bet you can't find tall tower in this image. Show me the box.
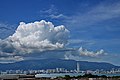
[77,62,80,73]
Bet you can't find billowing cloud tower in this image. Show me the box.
[0,20,69,63]
[8,20,69,53]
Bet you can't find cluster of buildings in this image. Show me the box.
[0,62,120,75]
[0,62,120,80]
[90,68,120,74]
[0,68,79,75]
[1,68,120,75]
[0,62,80,75]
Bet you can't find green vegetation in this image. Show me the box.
[56,73,120,79]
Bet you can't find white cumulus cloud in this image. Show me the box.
[8,20,69,54]
[0,20,108,63]
[78,47,106,57]
[0,20,69,60]
[64,47,107,60]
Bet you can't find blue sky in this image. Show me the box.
[0,0,120,65]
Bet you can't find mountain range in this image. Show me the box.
[0,59,119,71]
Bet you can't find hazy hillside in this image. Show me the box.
[0,59,119,71]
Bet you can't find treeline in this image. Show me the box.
[55,73,120,79]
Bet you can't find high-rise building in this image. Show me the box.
[77,62,80,72]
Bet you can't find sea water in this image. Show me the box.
[35,73,120,78]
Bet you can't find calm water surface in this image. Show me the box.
[35,73,120,78]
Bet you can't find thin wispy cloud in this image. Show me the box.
[65,2,120,27]
[0,56,23,63]
[0,23,16,39]
[39,5,68,19]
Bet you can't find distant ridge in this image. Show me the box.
[0,59,119,71]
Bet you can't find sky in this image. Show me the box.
[0,0,120,65]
